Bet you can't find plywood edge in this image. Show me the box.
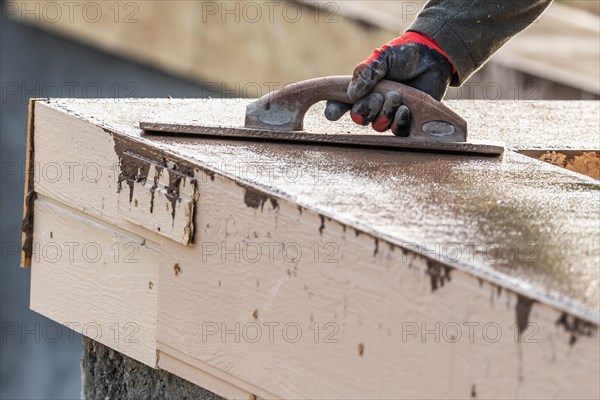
[517,149,600,180]
[21,98,45,267]
[157,342,277,400]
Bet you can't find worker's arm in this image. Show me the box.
[410,0,553,86]
[325,0,553,135]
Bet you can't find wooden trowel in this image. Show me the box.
[140,75,504,155]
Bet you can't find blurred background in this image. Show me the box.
[1,1,599,398]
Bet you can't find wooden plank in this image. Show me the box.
[518,149,600,180]
[30,197,159,366]
[115,161,197,245]
[156,168,599,399]
[21,98,37,267]
[32,103,196,245]
[27,99,600,399]
[158,343,274,400]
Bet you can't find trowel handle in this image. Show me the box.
[245,75,467,142]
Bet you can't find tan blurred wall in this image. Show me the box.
[4,0,599,99]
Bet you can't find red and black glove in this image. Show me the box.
[325,32,455,136]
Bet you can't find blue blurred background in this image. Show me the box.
[0,17,216,400]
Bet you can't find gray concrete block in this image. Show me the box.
[82,338,223,400]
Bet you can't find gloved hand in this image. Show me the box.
[325,32,455,136]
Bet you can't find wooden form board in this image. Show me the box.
[25,99,600,399]
[21,99,36,267]
[156,174,598,399]
[30,197,159,366]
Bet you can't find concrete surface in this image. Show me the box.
[82,337,221,400]
[0,19,216,399]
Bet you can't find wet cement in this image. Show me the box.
[43,99,600,321]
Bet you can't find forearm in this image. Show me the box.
[408,0,553,85]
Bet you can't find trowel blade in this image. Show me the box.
[139,122,505,156]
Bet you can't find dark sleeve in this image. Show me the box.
[408,0,553,86]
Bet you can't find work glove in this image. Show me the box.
[325,32,455,136]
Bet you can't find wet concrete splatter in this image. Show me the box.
[242,186,268,210]
[556,312,595,346]
[426,259,452,291]
[515,294,535,336]
[111,132,152,203]
[319,215,325,235]
[21,190,37,258]
[149,166,162,213]
[110,130,196,220]
[166,171,183,219]
[204,169,215,182]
